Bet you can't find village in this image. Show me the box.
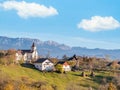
[0,42,120,75]
[1,42,120,90]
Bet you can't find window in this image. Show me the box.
[46,62,50,65]
[36,65,38,68]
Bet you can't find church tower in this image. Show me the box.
[31,42,37,52]
[31,42,38,60]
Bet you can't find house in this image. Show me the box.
[57,61,71,71]
[16,50,23,62]
[68,55,82,70]
[68,54,78,61]
[34,58,54,71]
[107,61,120,69]
[16,42,38,63]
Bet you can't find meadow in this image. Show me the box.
[0,64,116,90]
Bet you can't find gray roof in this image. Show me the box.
[21,50,33,54]
[57,61,66,64]
[34,58,49,63]
[118,62,120,64]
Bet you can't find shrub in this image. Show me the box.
[108,82,117,90]
[55,64,64,73]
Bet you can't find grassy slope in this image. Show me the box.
[0,64,113,90]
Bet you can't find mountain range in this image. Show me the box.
[0,36,120,60]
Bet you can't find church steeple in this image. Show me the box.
[32,42,35,47]
[31,42,36,52]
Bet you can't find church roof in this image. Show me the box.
[21,50,33,54]
[17,43,36,55]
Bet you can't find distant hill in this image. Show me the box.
[0,36,120,59]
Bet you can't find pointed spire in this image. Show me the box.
[32,42,35,47]
[31,42,37,52]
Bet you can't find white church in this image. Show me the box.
[16,42,38,63]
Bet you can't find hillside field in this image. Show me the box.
[0,64,116,90]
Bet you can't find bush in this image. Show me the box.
[55,64,64,73]
[108,82,117,90]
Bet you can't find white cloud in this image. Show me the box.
[0,1,58,18]
[77,16,120,32]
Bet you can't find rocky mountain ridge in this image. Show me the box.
[0,36,120,59]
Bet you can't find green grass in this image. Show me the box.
[0,64,114,90]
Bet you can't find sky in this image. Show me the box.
[0,0,120,49]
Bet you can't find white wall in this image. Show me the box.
[63,65,71,71]
[16,53,22,61]
[34,63,42,70]
[34,60,54,71]
[42,60,54,71]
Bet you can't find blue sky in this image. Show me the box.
[0,0,120,49]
